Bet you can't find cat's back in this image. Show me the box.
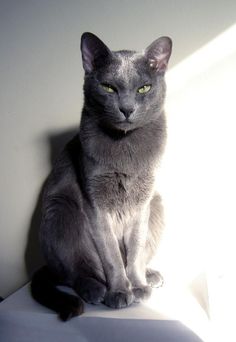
[43,135,86,200]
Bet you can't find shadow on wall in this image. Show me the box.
[24,127,79,278]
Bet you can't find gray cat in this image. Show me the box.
[31,32,172,321]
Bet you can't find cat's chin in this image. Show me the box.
[100,122,137,139]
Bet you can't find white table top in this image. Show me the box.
[0,283,208,341]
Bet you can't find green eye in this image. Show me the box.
[101,84,115,93]
[137,85,151,94]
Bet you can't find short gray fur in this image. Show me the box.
[31,32,172,320]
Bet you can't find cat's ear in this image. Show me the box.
[81,32,112,73]
[145,37,172,73]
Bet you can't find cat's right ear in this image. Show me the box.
[145,36,172,74]
[81,32,112,73]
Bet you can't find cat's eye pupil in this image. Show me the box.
[138,85,151,94]
[102,84,115,93]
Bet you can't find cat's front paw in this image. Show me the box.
[146,268,164,288]
[104,289,134,309]
[133,285,152,303]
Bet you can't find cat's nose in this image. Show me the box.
[119,106,135,119]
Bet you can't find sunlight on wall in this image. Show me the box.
[150,23,236,341]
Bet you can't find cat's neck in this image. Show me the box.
[79,109,166,174]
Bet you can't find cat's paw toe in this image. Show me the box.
[133,285,152,303]
[104,290,134,309]
[146,268,164,288]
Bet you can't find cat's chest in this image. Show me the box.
[86,169,154,210]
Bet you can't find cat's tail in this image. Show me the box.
[31,266,84,321]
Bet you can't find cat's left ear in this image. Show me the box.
[145,37,172,73]
[81,32,112,73]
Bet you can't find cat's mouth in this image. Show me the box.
[100,121,137,139]
[119,118,133,124]
[116,118,134,129]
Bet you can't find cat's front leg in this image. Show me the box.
[125,208,152,302]
[94,210,134,308]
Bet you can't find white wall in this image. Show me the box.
[158,24,236,280]
[157,25,236,338]
[1,0,236,298]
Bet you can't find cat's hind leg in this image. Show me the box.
[74,276,107,305]
[74,275,134,309]
[144,194,165,288]
[132,268,164,302]
[146,268,164,288]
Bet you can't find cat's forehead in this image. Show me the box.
[95,50,153,87]
[114,50,144,81]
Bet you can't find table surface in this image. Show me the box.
[0,283,208,342]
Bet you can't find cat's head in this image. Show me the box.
[81,32,172,133]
